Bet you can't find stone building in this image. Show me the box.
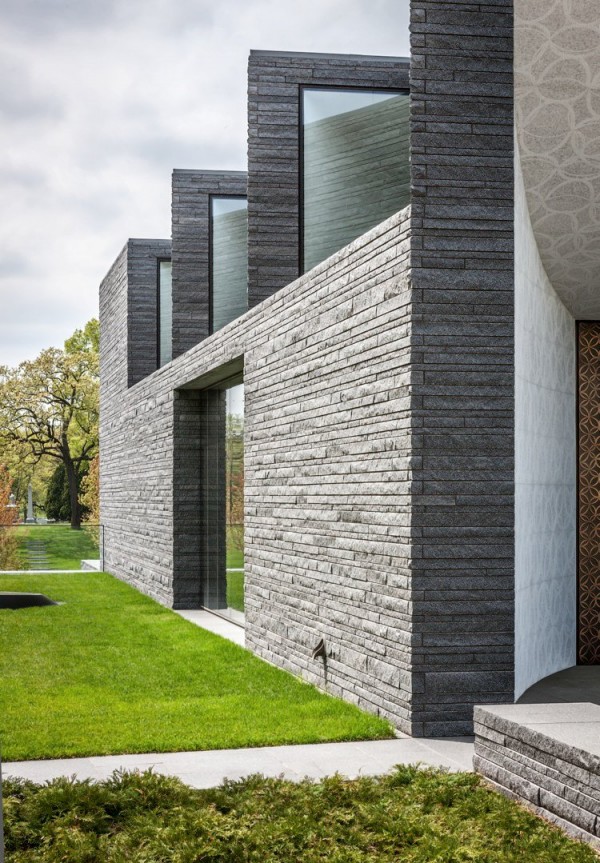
[100,2,600,741]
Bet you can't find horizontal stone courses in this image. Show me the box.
[476,737,600,808]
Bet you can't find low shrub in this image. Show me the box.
[3,767,597,862]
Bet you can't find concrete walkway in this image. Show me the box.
[174,608,245,646]
[5,737,474,788]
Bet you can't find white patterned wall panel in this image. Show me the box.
[516,0,600,316]
[515,144,577,699]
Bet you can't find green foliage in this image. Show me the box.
[44,464,71,521]
[226,569,244,612]
[44,465,89,523]
[64,317,99,355]
[4,767,597,862]
[0,572,392,760]
[0,319,99,527]
[0,464,19,568]
[80,453,99,523]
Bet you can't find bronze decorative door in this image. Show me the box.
[577,322,600,664]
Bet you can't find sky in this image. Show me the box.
[0,0,410,368]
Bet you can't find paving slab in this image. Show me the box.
[5,737,474,788]
[174,609,245,646]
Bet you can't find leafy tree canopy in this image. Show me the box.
[0,320,99,528]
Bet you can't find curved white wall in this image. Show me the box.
[514,144,577,700]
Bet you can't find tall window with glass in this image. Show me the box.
[210,197,248,332]
[301,87,410,272]
[158,260,172,366]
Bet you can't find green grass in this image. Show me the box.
[10,524,100,570]
[226,546,243,569]
[225,544,244,611]
[4,768,597,863]
[226,569,244,611]
[0,572,392,761]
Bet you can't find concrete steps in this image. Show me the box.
[474,703,600,850]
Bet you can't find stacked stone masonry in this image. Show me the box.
[474,705,600,849]
[247,50,410,305]
[408,0,515,734]
[101,24,518,735]
[127,239,172,387]
[101,210,416,731]
[171,170,247,358]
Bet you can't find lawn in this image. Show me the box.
[0,572,392,761]
[9,524,100,570]
[3,768,597,863]
[226,545,244,611]
[226,569,244,611]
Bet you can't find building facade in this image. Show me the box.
[100,1,600,737]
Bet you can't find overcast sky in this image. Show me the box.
[0,0,410,367]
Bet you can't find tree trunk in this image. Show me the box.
[63,451,81,529]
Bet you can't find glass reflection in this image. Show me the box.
[158,260,172,366]
[302,87,410,272]
[211,197,248,333]
[224,383,244,622]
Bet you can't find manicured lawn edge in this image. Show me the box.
[0,571,393,761]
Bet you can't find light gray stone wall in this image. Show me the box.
[247,50,410,305]
[409,0,515,734]
[101,209,416,730]
[514,145,576,699]
[99,238,174,603]
[171,170,247,358]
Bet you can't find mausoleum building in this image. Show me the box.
[100,2,600,743]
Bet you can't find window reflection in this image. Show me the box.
[211,198,248,332]
[302,87,410,272]
[158,260,172,366]
[224,383,244,622]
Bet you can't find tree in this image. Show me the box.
[80,453,99,524]
[0,437,54,519]
[0,328,99,529]
[226,413,244,553]
[45,462,91,522]
[0,464,19,568]
[64,318,99,355]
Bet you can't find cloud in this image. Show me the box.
[1,0,120,36]
[0,0,410,367]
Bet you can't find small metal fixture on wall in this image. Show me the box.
[311,638,326,660]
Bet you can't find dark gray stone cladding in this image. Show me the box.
[99,239,171,390]
[408,0,515,735]
[474,706,600,849]
[100,209,416,731]
[171,170,247,359]
[247,50,410,307]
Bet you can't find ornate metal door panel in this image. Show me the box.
[578,322,600,664]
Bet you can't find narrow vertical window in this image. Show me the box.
[301,87,410,272]
[200,381,245,624]
[158,260,172,366]
[225,383,244,620]
[210,197,248,332]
